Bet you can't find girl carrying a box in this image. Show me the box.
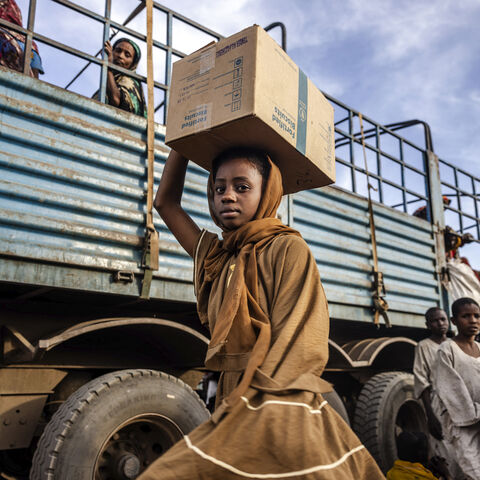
[138,148,384,479]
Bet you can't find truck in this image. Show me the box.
[1,2,479,479]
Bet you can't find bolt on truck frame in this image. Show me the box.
[0,1,479,478]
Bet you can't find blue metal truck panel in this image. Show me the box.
[0,69,441,327]
[294,187,439,326]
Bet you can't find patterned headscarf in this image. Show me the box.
[113,37,141,71]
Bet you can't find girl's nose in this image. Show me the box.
[221,186,236,202]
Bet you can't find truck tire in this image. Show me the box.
[323,390,350,425]
[30,369,209,480]
[352,371,426,472]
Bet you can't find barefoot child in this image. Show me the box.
[432,297,480,480]
[138,148,384,479]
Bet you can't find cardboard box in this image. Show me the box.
[165,25,335,194]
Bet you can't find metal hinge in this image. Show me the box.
[112,271,134,283]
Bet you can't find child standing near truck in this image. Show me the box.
[138,148,384,479]
[414,307,449,439]
[432,297,480,480]
[413,308,460,477]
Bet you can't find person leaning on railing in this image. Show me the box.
[93,37,146,118]
[0,0,44,78]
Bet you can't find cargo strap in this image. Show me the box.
[140,0,159,299]
[358,114,391,328]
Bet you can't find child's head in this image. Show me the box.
[451,297,480,337]
[209,148,282,231]
[425,307,448,337]
[396,431,429,465]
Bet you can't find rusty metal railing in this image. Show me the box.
[330,95,431,217]
[439,158,480,241]
[0,0,221,123]
[330,97,479,252]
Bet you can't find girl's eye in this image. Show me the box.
[215,186,225,194]
[236,184,250,192]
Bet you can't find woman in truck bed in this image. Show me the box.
[93,37,146,117]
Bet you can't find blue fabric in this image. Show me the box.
[0,35,16,55]
[18,40,44,74]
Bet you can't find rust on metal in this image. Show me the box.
[327,337,417,370]
[0,367,67,394]
[0,93,147,149]
[0,394,48,449]
[2,325,37,362]
[0,208,143,246]
[37,317,209,352]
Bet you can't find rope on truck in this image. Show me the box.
[140,0,159,299]
[357,113,391,328]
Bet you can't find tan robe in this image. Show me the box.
[139,231,384,479]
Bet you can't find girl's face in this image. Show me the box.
[452,303,480,338]
[212,157,263,230]
[113,42,135,69]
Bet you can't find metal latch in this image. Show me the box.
[112,271,134,283]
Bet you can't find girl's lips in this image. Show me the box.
[220,210,239,218]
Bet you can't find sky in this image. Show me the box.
[15,0,480,266]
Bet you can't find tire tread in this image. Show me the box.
[353,372,412,466]
[30,369,207,480]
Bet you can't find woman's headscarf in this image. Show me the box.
[113,37,141,71]
[196,155,301,419]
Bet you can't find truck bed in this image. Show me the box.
[0,69,441,329]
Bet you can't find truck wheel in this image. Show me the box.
[30,369,209,480]
[323,390,350,425]
[352,371,426,472]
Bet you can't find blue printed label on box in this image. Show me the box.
[296,69,308,155]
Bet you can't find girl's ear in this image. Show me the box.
[450,316,457,326]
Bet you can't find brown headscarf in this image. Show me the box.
[196,156,301,415]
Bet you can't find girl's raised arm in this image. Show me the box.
[154,150,201,257]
